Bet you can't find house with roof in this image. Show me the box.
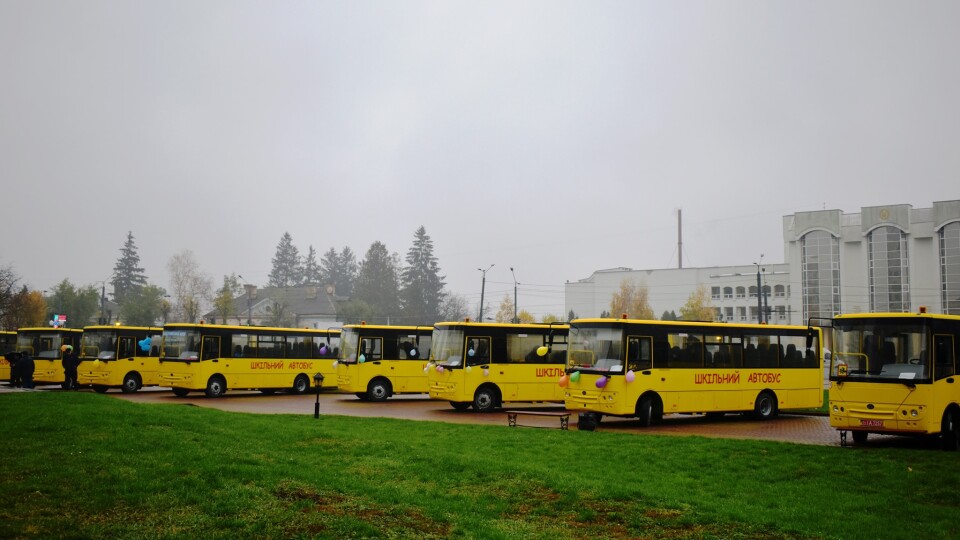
[203,285,340,329]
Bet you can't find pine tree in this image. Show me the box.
[321,246,357,297]
[268,232,303,287]
[111,231,148,304]
[302,246,322,285]
[399,226,446,325]
[354,241,400,324]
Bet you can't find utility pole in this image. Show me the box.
[510,267,518,323]
[754,254,764,324]
[477,264,494,322]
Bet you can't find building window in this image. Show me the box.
[941,222,960,315]
[774,285,785,297]
[748,286,758,298]
[776,305,786,320]
[711,286,721,300]
[868,225,910,312]
[724,307,733,321]
[723,287,733,299]
[737,307,746,321]
[736,286,745,298]
[801,230,841,320]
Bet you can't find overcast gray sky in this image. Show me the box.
[2,1,957,318]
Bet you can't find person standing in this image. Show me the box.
[19,352,34,389]
[62,345,79,390]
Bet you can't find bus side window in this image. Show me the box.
[934,336,955,380]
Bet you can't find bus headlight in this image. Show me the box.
[832,404,839,412]
[911,409,918,417]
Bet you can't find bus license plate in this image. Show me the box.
[860,419,883,427]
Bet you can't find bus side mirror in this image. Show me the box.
[805,331,813,350]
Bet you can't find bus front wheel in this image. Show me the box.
[753,391,778,420]
[205,376,226,398]
[367,379,391,402]
[852,431,868,444]
[450,401,471,411]
[172,388,190,397]
[942,409,960,451]
[637,394,662,427]
[121,373,141,394]
[473,387,500,413]
[92,385,109,394]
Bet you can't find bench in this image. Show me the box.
[505,410,571,430]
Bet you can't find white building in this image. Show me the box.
[565,200,960,322]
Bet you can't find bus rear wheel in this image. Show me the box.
[753,391,778,420]
[92,385,109,394]
[172,388,190,397]
[450,401,471,411]
[367,379,391,402]
[292,374,310,394]
[942,409,960,451]
[205,376,226,398]
[121,373,141,394]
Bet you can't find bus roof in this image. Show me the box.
[163,322,340,334]
[569,318,809,331]
[340,324,432,331]
[834,312,960,321]
[433,321,569,330]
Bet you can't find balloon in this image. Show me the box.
[319,345,328,355]
[536,346,549,357]
[468,348,475,357]
[437,366,444,373]
[331,361,338,368]
[482,368,489,377]
[558,374,569,388]
[358,354,366,363]
[625,370,636,383]
[409,348,417,357]
[423,367,429,373]
[60,345,68,352]
[92,359,100,366]
[465,366,472,373]
[138,337,152,352]
[569,371,581,382]
[595,376,608,389]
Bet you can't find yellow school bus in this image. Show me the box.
[0,331,17,383]
[564,318,823,430]
[158,323,340,397]
[336,324,433,401]
[827,311,960,450]
[14,327,83,387]
[427,321,569,412]
[77,325,163,393]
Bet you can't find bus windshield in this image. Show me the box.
[431,328,465,367]
[339,328,360,364]
[831,320,929,382]
[162,329,202,360]
[81,331,118,359]
[567,324,624,373]
[17,332,64,359]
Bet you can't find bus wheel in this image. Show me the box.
[205,376,226,398]
[637,394,662,427]
[293,374,310,394]
[473,387,499,413]
[367,379,391,402]
[92,385,109,394]
[852,431,868,444]
[753,391,778,420]
[578,412,600,431]
[172,388,190,397]
[450,401,471,411]
[355,393,369,401]
[260,389,277,395]
[942,409,960,451]
[121,373,141,394]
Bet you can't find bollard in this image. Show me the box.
[313,372,324,419]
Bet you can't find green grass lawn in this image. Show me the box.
[1,392,957,539]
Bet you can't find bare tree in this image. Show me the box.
[167,250,213,323]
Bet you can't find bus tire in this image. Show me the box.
[578,412,600,431]
[852,431,868,444]
[292,374,310,394]
[172,388,190,397]
[205,375,226,398]
[942,408,960,451]
[473,386,500,413]
[355,393,369,401]
[636,394,662,427]
[260,388,277,395]
[92,385,109,394]
[450,401,471,411]
[121,373,141,394]
[367,378,391,402]
[753,391,778,420]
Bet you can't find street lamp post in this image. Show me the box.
[477,264,494,322]
[313,373,324,418]
[510,267,518,323]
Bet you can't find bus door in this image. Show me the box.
[118,336,136,360]
[202,336,221,361]
[933,335,956,403]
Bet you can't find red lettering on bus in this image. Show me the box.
[746,372,781,384]
[536,367,565,378]
[694,371,741,385]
